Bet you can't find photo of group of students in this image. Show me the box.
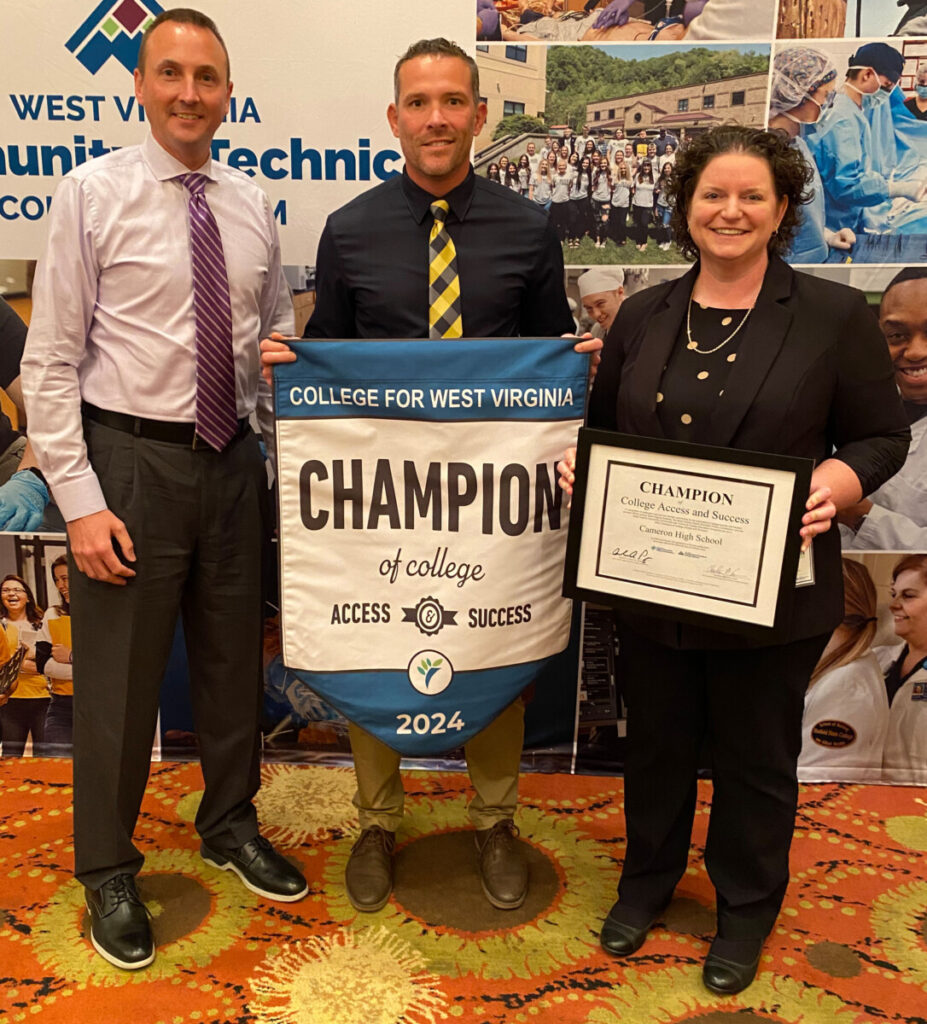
[475,39,770,263]
[484,126,684,254]
[0,538,72,758]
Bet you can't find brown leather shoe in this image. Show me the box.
[475,819,528,909]
[345,826,395,912]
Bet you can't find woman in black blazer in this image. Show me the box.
[560,125,909,995]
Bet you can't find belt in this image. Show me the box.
[81,403,249,449]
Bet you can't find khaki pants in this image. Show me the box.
[349,698,525,831]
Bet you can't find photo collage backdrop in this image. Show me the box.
[0,1,924,784]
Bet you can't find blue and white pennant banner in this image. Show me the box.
[274,337,588,754]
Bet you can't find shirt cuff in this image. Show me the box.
[852,503,888,547]
[49,471,108,524]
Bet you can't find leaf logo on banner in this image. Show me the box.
[407,650,454,697]
[417,657,443,690]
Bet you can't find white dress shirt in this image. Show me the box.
[842,413,927,551]
[22,132,293,522]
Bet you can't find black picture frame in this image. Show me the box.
[563,429,814,640]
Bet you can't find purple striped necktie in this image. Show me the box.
[178,172,238,451]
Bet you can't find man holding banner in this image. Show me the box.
[263,38,599,914]
[22,8,307,971]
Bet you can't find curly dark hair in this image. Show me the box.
[667,124,814,262]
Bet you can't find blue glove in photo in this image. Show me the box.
[0,469,49,531]
[593,0,633,29]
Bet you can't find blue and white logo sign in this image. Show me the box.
[66,0,163,74]
[275,337,588,754]
[408,651,453,696]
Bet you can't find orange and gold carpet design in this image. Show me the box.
[1,758,926,1023]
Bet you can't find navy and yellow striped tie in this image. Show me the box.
[428,200,462,339]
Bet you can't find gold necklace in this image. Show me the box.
[686,295,753,355]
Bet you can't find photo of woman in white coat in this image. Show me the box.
[798,559,887,783]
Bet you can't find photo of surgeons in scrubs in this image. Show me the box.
[770,41,927,264]
[798,553,927,786]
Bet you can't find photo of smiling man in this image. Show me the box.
[840,267,927,549]
[577,268,625,339]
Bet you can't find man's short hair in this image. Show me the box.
[882,266,927,310]
[394,38,479,105]
[137,7,230,81]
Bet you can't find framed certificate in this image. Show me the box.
[563,430,814,637]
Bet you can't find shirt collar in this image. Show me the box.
[401,166,475,224]
[142,132,217,183]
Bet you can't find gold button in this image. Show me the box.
[727,352,737,363]
[721,316,733,326]
[656,392,664,403]
[719,389,724,396]
[681,413,693,425]
[697,371,709,380]
[687,341,697,350]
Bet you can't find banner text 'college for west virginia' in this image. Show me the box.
[275,338,588,755]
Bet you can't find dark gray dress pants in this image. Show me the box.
[71,418,266,889]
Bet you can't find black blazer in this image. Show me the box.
[588,256,911,649]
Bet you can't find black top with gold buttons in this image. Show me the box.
[657,301,750,444]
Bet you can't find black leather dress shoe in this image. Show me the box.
[85,874,154,970]
[201,835,308,902]
[600,900,660,957]
[345,826,396,912]
[702,936,763,994]
[475,819,528,910]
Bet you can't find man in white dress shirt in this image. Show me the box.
[21,7,306,972]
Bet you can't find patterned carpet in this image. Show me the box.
[1,759,926,1024]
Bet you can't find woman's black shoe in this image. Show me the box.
[600,900,659,957]
[702,936,763,994]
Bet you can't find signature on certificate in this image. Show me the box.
[705,564,749,584]
[611,545,652,565]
